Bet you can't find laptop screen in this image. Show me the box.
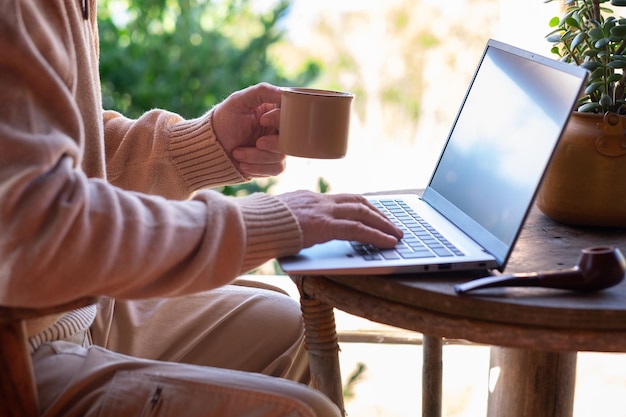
[424,40,587,267]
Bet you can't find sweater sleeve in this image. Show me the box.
[103,109,250,199]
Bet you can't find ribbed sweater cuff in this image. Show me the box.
[168,111,247,192]
[238,193,303,272]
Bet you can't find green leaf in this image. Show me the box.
[585,81,604,94]
[546,34,563,43]
[578,102,605,112]
[600,93,613,107]
[571,32,587,49]
[589,67,607,80]
[595,37,611,48]
[565,16,581,30]
[608,60,626,68]
[610,24,626,37]
[581,61,603,71]
[549,16,560,27]
[589,27,605,40]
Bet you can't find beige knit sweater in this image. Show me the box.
[0,0,302,344]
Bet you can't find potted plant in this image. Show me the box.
[537,0,626,226]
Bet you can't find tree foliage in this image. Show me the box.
[98,0,320,119]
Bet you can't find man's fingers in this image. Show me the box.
[238,161,286,178]
[329,219,401,249]
[232,83,282,110]
[259,108,281,129]
[276,191,404,250]
[330,199,403,241]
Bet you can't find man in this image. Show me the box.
[0,1,402,416]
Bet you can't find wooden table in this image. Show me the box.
[291,202,626,417]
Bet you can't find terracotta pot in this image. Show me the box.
[536,112,626,227]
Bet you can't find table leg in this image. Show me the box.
[422,335,442,417]
[487,347,577,417]
[299,294,346,416]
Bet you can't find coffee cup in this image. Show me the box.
[278,87,354,159]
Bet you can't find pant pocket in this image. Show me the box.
[97,371,312,417]
[96,371,157,417]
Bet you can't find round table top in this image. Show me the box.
[300,205,626,352]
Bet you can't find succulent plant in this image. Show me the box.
[546,0,626,114]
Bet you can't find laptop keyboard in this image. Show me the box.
[350,199,464,261]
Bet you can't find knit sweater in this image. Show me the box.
[0,0,302,344]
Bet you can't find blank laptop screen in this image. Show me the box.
[428,44,584,255]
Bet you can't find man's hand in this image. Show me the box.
[212,83,285,178]
[277,191,404,249]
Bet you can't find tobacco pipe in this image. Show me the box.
[455,246,626,294]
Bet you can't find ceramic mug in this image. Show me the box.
[278,87,354,159]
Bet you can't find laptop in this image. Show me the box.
[278,39,588,276]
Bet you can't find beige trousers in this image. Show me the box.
[32,280,340,417]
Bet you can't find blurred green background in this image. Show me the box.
[98,0,319,119]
